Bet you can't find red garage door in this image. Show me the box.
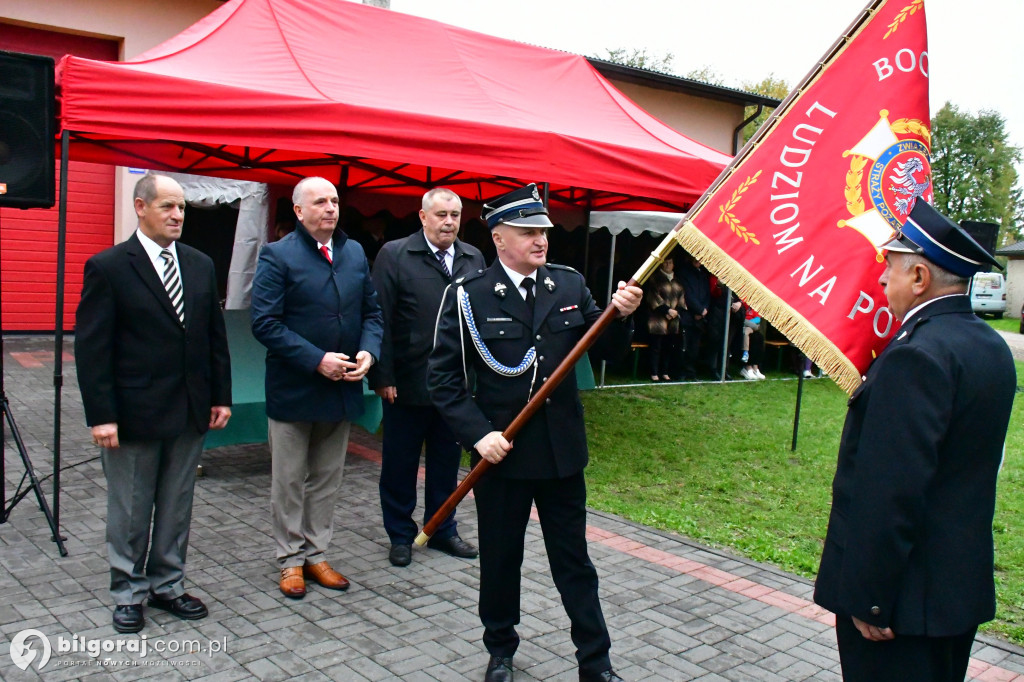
[0,24,118,331]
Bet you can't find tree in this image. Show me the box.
[592,47,675,74]
[931,103,1023,245]
[739,74,790,145]
[683,66,726,86]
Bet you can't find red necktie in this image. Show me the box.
[320,245,332,263]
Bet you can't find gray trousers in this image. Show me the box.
[269,418,350,569]
[101,428,205,605]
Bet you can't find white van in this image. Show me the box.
[970,272,1007,318]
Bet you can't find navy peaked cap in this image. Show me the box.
[882,200,1001,277]
[482,183,554,230]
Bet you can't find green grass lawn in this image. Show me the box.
[582,360,1024,644]
[986,315,1022,334]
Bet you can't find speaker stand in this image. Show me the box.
[0,210,68,555]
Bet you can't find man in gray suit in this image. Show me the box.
[76,173,232,633]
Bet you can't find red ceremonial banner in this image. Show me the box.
[673,0,929,393]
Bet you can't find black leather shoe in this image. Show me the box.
[112,604,144,633]
[485,655,514,682]
[147,593,208,620]
[579,670,624,682]
[427,534,478,558]
[389,544,412,567]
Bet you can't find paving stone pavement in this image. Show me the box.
[2,335,1024,681]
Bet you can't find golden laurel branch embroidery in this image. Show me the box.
[845,155,868,215]
[883,0,923,40]
[889,118,931,148]
[717,170,762,245]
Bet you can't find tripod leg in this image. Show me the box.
[2,396,68,556]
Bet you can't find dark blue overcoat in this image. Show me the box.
[251,222,383,422]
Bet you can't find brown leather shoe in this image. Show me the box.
[279,566,306,599]
[303,561,350,591]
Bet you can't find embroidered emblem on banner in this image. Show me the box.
[716,171,762,245]
[839,109,932,261]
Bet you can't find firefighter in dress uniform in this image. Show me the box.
[427,184,642,682]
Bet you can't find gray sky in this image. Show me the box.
[387,0,1023,178]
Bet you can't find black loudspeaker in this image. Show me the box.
[961,220,999,254]
[0,51,55,209]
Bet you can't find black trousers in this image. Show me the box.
[836,616,976,682]
[648,333,681,377]
[679,322,705,378]
[474,470,611,674]
[378,402,462,544]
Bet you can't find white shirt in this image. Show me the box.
[499,260,537,301]
[136,228,181,284]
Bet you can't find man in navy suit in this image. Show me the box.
[251,176,382,599]
[369,188,485,567]
[75,173,232,633]
[813,201,1016,681]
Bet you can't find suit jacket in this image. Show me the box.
[75,234,232,442]
[368,230,485,406]
[813,295,1015,636]
[427,261,630,479]
[250,222,383,423]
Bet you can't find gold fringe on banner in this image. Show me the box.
[671,221,863,394]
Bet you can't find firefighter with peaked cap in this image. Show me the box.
[814,200,1015,682]
[428,184,642,682]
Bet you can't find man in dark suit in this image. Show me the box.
[75,173,232,634]
[677,255,710,380]
[251,176,383,599]
[428,184,641,682]
[813,201,1016,682]
[369,188,485,567]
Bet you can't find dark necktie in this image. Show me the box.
[522,276,535,311]
[160,249,185,325]
[436,249,451,279]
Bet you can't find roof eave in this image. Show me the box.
[588,58,782,108]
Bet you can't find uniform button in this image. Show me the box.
[542,377,548,382]
[538,355,545,362]
[499,330,504,335]
[535,334,542,341]
[545,398,551,404]
[870,606,880,616]
[564,320,570,325]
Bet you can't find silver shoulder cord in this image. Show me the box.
[433,284,467,388]
[457,285,539,400]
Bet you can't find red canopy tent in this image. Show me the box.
[55,0,729,211]
[44,0,736,548]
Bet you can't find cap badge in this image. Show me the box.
[543,276,556,292]
[493,282,507,298]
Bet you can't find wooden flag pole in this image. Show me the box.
[413,233,678,546]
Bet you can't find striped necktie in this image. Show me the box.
[436,249,451,279]
[160,249,185,325]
